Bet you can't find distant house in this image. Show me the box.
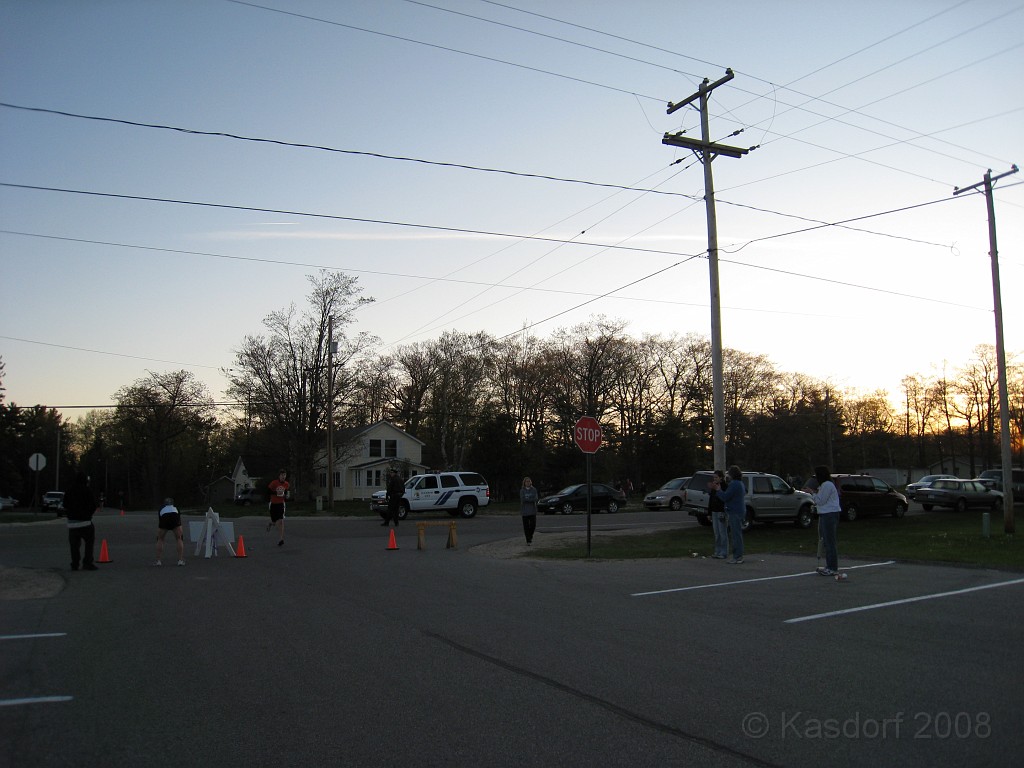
[230,455,286,497]
[204,475,235,505]
[315,420,427,500]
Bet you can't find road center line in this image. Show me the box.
[631,560,895,596]
[785,577,1024,624]
[1,633,67,641]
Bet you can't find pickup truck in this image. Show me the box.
[683,471,815,530]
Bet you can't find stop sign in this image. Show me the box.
[574,416,602,454]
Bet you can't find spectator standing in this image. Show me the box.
[384,469,405,527]
[519,476,539,544]
[267,469,289,546]
[64,471,98,571]
[713,465,746,564]
[805,466,842,576]
[155,497,185,566]
[708,469,728,559]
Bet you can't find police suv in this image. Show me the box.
[371,471,490,519]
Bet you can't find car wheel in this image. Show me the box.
[607,500,619,514]
[459,498,478,518]
[669,497,682,512]
[795,505,814,529]
[397,503,409,521]
[560,502,574,515]
[696,514,711,527]
[844,505,858,522]
[955,498,967,514]
[922,503,934,511]
[893,502,907,518]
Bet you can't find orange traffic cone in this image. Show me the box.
[386,528,399,551]
[98,539,112,564]
[235,536,247,558]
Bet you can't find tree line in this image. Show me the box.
[2,271,1021,508]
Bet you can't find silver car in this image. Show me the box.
[904,474,957,500]
[642,477,691,511]
[916,479,1002,512]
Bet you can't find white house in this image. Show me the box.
[315,420,427,500]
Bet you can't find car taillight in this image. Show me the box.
[485,489,490,497]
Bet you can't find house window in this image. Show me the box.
[385,439,397,458]
[369,440,381,457]
[365,470,383,487]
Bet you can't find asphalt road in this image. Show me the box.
[2,508,1021,768]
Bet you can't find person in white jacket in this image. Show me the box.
[805,466,841,576]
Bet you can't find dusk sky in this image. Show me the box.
[2,0,1021,417]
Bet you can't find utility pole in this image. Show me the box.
[326,316,335,513]
[954,165,1018,533]
[664,69,748,470]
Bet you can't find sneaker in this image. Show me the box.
[712,554,726,559]
[154,560,162,566]
[817,567,836,576]
[177,560,185,567]
[728,558,744,564]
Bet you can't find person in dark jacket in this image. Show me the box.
[519,476,539,544]
[64,471,98,571]
[708,469,728,559]
[384,469,405,527]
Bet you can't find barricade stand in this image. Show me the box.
[188,508,237,559]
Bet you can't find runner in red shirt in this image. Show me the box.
[267,469,289,547]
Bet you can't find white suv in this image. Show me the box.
[371,472,490,519]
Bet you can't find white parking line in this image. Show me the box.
[785,576,1024,623]
[631,560,895,597]
[0,696,73,707]
[1,633,67,640]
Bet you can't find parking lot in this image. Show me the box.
[2,509,1022,767]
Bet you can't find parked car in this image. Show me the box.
[234,487,264,506]
[904,474,957,500]
[642,477,691,511]
[683,471,815,530]
[916,479,1003,512]
[0,496,19,510]
[976,468,1024,495]
[42,491,65,511]
[832,474,908,521]
[371,471,490,519]
[538,483,627,515]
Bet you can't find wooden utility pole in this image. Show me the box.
[954,165,1018,533]
[327,316,335,512]
[664,69,748,470]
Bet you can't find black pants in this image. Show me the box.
[522,514,536,542]
[68,523,95,568]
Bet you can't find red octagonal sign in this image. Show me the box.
[574,416,602,454]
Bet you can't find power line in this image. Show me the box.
[223,0,664,102]
[0,103,965,250]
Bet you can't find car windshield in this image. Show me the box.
[554,485,583,495]
[660,478,687,490]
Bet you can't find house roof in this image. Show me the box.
[334,420,425,446]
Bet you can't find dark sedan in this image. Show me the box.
[539,483,627,515]
[916,479,1003,512]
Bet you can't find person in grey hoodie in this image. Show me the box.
[64,471,98,571]
[520,476,539,544]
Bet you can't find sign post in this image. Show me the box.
[574,416,603,558]
[28,453,46,514]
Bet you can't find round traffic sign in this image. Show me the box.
[574,416,602,454]
[29,452,47,471]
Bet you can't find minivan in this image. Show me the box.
[832,474,908,521]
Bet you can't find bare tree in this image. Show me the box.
[226,270,376,495]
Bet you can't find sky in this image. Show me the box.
[1,0,1021,420]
